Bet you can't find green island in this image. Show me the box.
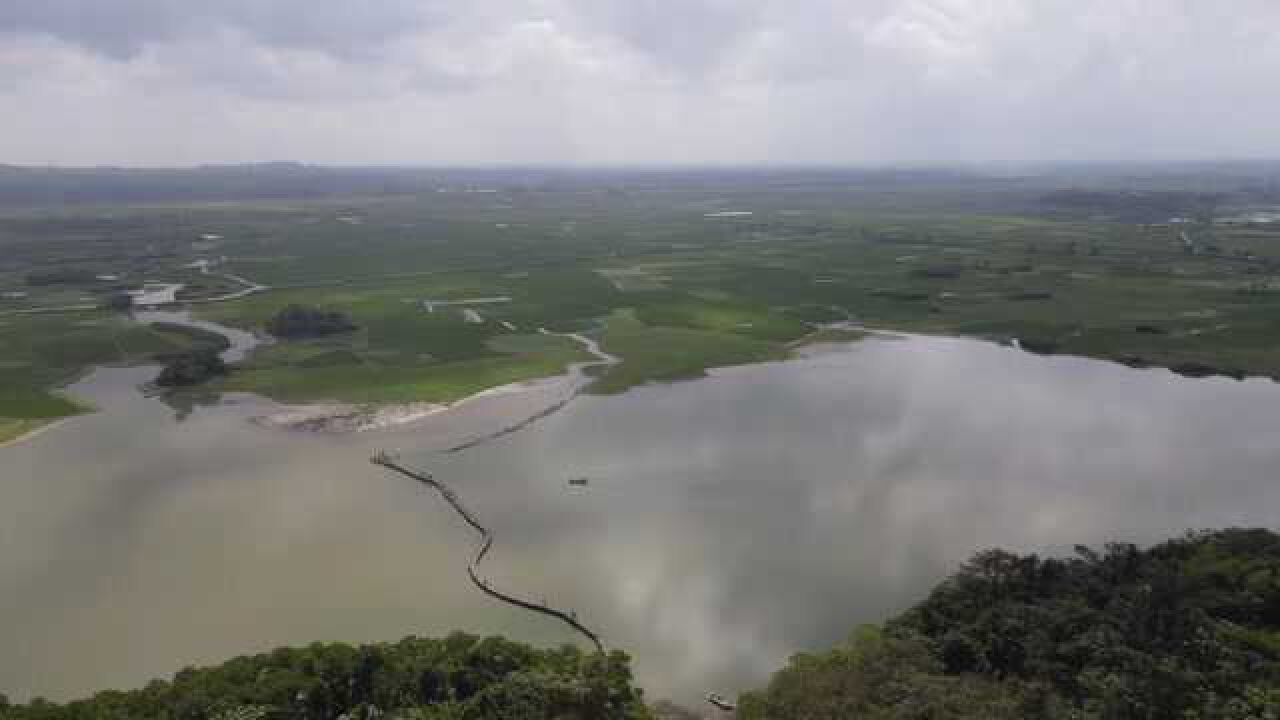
[4,528,1277,718]
[3,170,1280,438]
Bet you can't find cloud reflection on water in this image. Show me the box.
[3,335,1280,707]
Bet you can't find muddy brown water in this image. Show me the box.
[4,333,1280,708]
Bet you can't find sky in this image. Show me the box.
[1,0,1278,167]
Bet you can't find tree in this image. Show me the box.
[0,635,649,719]
[156,348,228,387]
[742,529,1280,719]
[736,626,1047,719]
[102,292,133,311]
[266,304,357,339]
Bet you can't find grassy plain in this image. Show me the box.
[209,333,588,405]
[2,172,1279,423]
[592,309,785,394]
[0,311,229,437]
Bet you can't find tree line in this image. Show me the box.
[739,528,1280,718]
[0,634,648,720]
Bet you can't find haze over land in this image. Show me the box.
[6,2,1280,718]
[2,1,1280,166]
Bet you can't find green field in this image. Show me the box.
[591,309,785,394]
[3,173,1280,426]
[210,334,588,405]
[0,311,230,436]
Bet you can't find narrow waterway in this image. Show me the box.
[133,309,263,364]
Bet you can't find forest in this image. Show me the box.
[0,635,648,720]
[739,528,1280,718]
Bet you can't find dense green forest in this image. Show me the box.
[739,528,1280,718]
[5,529,1278,719]
[0,635,648,720]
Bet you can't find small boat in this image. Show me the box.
[706,693,736,711]
[568,476,589,487]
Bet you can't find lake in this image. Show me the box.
[3,332,1279,708]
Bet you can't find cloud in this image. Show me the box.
[0,0,1278,165]
[0,0,433,59]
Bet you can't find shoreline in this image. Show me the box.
[251,330,619,436]
[250,378,542,434]
[0,416,77,450]
[10,302,1270,446]
[440,330,620,452]
[20,310,1244,446]
[0,365,99,450]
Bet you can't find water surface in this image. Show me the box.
[3,335,1279,707]
[133,309,261,363]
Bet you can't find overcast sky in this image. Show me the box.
[1,0,1277,167]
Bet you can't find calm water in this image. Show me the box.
[3,334,1280,707]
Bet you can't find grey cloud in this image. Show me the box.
[1,0,1279,165]
[0,0,433,59]
[569,0,765,73]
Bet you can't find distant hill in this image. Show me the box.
[0,163,445,206]
[0,164,1007,207]
[0,161,1276,209]
[1038,188,1225,222]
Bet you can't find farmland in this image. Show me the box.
[3,168,1280,434]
